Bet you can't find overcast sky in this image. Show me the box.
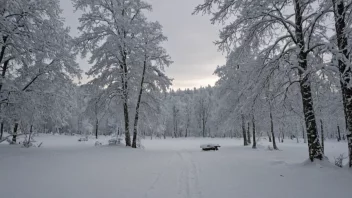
[59,0,225,90]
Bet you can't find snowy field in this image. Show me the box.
[1,135,352,198]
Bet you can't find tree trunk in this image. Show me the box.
[28,125,33,143]
[337,125,341,142]
[185,118,189,138]
[252,115,256,149]
[270,111,278,150]
[320,120,324,154]
[332,0,352,167]
[242,114,248,146]
[123,91,131,146]
[294,0,323,161]
[247,122,251,144]
[267,131,272,142]
[132,57,147,148]
[95,118,98,139]
[202,117,206,138]
[120,47,131,147]
[0,122,3,140]
[302,123,307,143]
[299,72,322,160]
[12,123,19,143]
[0,36,9,93]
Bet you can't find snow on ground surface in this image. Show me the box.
[1,135,352,198]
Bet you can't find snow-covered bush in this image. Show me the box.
[108,139,117,145]
[21,141,43,148]
[334,154,347,168]
[267,145,274,151]
[6,138,16,145]
[22,141,33,148]
[95,141,102,146]
[136,137,145,149]
[78,137,88,142]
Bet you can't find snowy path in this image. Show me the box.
[144,151,202,198]
[1,136,352,198]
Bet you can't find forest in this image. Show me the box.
[2,1,352,198]
[1,0,352,168]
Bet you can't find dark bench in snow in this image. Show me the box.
[78,137,88,142]
[109,138,123,145]
[200,144,221,151]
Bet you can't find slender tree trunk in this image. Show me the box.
[120,46,131,147]
[294,0,323,161]
[202,117,206,138]
[270,111,278,150]
[242,114,248,146]
[0,122,3,140]
[122,79,131,146]
[302,123,307,143]
[252,115,256,149]
[337,125,341,142]
[267,131,272,142]
[28,125,33,143]
[12,123,19,143]
[0,36,9,93]
[332,0,352,167]
[247,122,251,144]
[320,120,325,154]
[95,118,98,139]
[132,57,147,148]
[185,117,189,138]
[123,97,131,146]
[0,38,9,131]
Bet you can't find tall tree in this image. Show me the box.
[330,0,352,167]
[0,0,81,141]
[131,22,172,148]
[195,0,324,161]
[74,0,154,146]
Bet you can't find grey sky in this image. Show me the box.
[59,0,225,90]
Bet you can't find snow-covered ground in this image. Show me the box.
[1,135,351,198]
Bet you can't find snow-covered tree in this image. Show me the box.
[0,0,81,142]
[194,0,329,161]
[74,0,171,147]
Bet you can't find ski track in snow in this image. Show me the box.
[177,151,202,198]
[145,151,202,198]
[144,152,174,198]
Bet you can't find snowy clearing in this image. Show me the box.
[1,135,351,198]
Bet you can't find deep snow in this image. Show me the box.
[0,135,351,198]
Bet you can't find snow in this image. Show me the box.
[1,135,352,198]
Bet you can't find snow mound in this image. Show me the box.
[301,158,337,169]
